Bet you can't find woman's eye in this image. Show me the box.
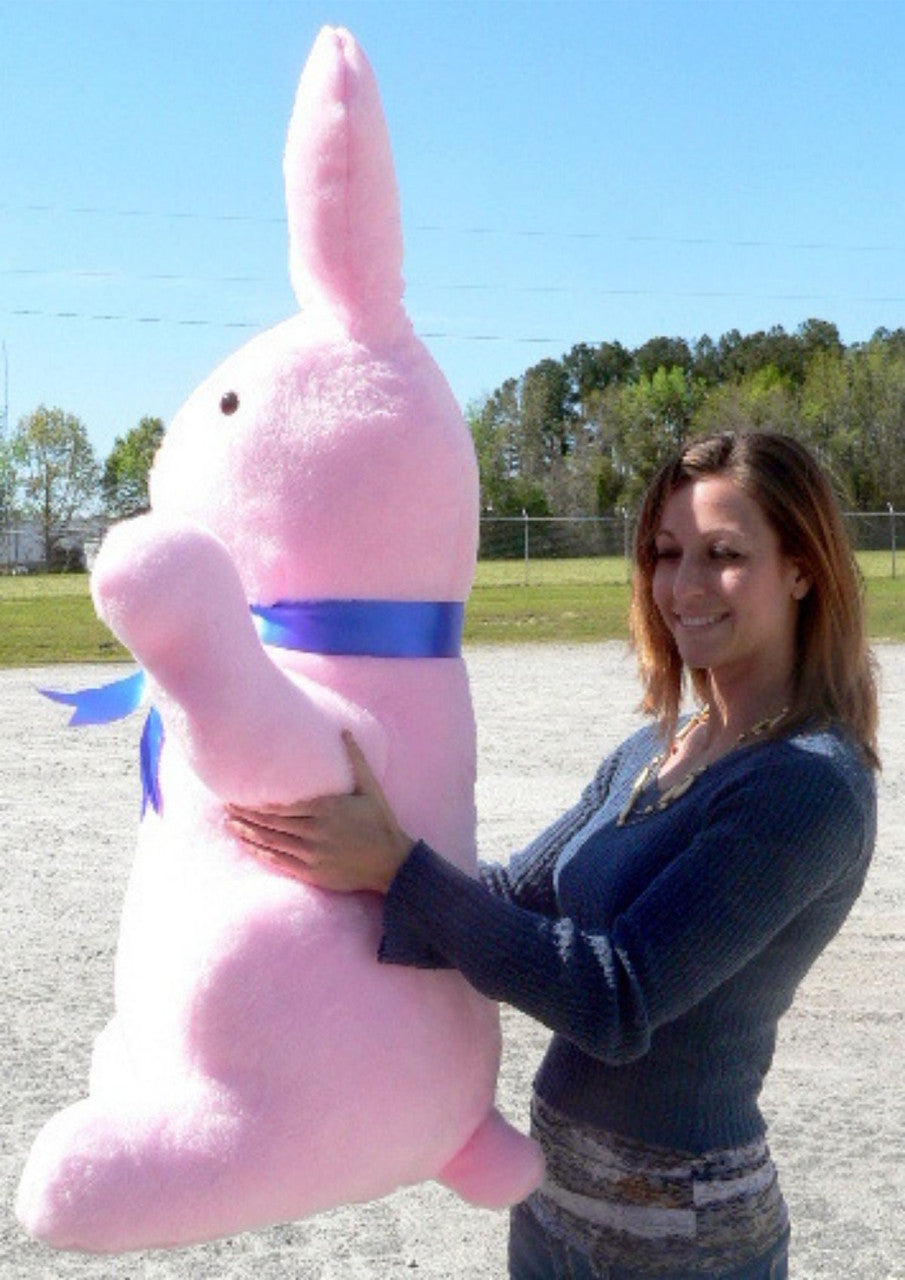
[654,547,679,561]
[711,546,741,560]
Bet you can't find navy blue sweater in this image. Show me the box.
[380,722,876,1154]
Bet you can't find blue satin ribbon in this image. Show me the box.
[251,598,464,658]
[138,707,164,816]
[40,672,161,815]
[40,670,146,725]
[42,597,464,816]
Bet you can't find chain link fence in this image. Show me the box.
[479,512,905,584]
[2,512,903,581]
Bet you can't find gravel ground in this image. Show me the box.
[2,645,903,1278]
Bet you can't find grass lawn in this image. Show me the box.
[0,575,127,666]
[1,555,903,665]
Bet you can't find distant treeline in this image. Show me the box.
[468,320,905,516]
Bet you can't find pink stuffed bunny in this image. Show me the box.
[16,26,542,1253]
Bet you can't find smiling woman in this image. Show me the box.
[631,431,879,765]
[228,431,880,1278]
[650,476,807,735]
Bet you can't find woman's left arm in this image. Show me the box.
[373,752,872,1059]
[228,737,873,1063]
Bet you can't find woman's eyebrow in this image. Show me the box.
[655,525,750,542]
[708,526,750,542]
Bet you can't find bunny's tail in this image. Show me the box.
[437,1107,545,1209]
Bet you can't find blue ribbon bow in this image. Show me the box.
[42,598,464,816]
[41,672,162,815]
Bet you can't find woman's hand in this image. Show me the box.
[226,731,415,894]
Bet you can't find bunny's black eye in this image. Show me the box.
[220,391,239,416]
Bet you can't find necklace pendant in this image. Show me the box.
[614,705,788,828]
[616,757,659,827]
[659,769,700,808]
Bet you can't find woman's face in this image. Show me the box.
[651,475,810,684]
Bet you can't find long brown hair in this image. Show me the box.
[630,431,880,767]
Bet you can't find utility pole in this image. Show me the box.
[0,341,8,439]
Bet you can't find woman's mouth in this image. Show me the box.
[674,613,729,629]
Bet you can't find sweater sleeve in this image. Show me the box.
[380,747,872,1063]
[615,751,872,1032]
[479,742,627,911]
[379,742,628,967]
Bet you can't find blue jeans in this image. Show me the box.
[508,1201,790,1279]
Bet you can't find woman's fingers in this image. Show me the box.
[225,814,320,883]
[341,730,383,797]
[226,813,316,862]
[226,731,382,831]
[225,732,409,894]
[228,814,377,893]
[249,844,315,885]
[227,799,320,822]
[226,805,317,841]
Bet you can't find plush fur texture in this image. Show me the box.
[16,27,543,1253]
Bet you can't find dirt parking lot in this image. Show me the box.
[2,645,903,1277]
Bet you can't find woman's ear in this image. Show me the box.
[791,564,812,600]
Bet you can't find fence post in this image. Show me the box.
[522,509,529,586]
[889,503,897,580]
[621,508,632,582]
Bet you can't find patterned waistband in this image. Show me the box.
[529,1095,788,1274]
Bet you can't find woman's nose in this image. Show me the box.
[672,553,706,600]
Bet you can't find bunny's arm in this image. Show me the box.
[91,515,383,805]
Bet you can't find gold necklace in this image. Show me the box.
[616,706,788,827]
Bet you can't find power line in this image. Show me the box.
[4,309,259,330]
[4,268,903,305]
[4,287,905,345]
[0,268,268,285]
[1,201,903,255]
[0,203,285,226]
[3,308,561,341]
[5,266,905,301]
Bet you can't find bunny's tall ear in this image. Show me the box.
[284,27,407,342]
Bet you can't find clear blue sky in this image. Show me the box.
[3,0,905,460]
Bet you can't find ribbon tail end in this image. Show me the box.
[38,688,87,725]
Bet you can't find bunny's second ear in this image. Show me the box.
[283,27,407,342]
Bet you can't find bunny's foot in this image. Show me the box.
[16,1096,251,1253]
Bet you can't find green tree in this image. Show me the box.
[470,382,518,513]
[609,367,703,507]
[634,335,693,380]
[716,326,804,385]
[520,358,575,474]
[870,327,905,359]
[691,334,722,385]
[11,405,99,570]
[693,365,799,439]
[562,340,633,406]
[798,317,843,365]
[798,348,847,454]
[473,319,905,524]
[809,341,905,509]
[102,416,165,518]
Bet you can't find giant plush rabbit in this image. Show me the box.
[17,26,542,1252]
